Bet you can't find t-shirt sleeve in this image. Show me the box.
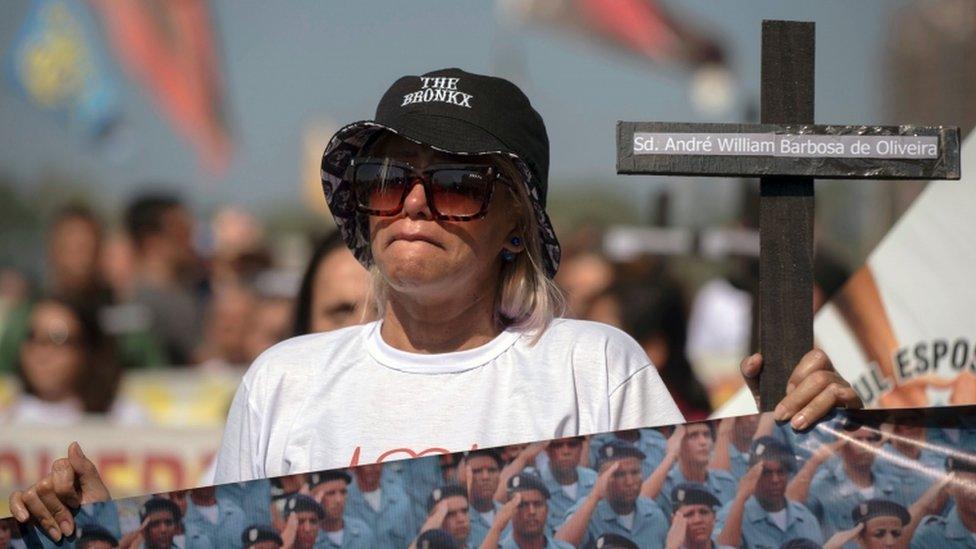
[609,365,685,431]
[214,375,263,484]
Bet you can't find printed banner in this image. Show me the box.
[717,134,976,418]
[0,422,220,521]
[7,406,976,548]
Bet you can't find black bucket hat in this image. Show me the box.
[320,68,561,278]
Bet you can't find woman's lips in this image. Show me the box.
[389,232,442,248]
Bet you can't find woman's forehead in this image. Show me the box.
[368,132,495,166]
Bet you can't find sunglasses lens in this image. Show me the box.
[354,162,409,213]
[429,169,491,217]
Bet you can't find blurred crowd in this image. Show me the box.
[0,191,853,427]
[9,409,976,548]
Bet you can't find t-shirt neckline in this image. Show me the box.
[364,320,522,374]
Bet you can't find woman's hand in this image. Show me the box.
[740,349,863,430]
[8,442,110,542]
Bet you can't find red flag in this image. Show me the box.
[90,0,232,176]
[507,0,723,67]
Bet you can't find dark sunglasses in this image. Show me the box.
[348,158,513,221]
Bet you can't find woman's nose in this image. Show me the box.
[401,179,432,219]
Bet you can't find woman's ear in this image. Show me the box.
[502,231,525,253]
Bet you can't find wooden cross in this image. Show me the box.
[616,20,961,411]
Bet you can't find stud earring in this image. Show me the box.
[511,236,522,247]
[501,249,515,262]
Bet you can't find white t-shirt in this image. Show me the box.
[214,318,684,483]
[561,482,579,500]
[768,508,788,531]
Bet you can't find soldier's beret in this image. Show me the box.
[851,499,911,526]
[241,524,283,548]
[284,493,325,519]
[139,497,182,523]
[507,472,551,499]
[671,482,721,509]
[597,440,646,468]
[427,484,468,512]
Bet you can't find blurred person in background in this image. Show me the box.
[576,271,712,420]
[124,193,205,365]
[0,518,14,549]
[197,284,256,368]
[292,231,372,336]
[244,293,294,364]
[2,296,144,425]
[45,204,112,310]
[554,249,614,320]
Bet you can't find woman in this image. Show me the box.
[9,68,860,542]
[2,296,143,425]
[292,231,372,336]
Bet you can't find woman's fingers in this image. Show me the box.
[37,481,75,537]
[774,370,863,429]
[9,491,29,523]
[51,458,82,509]
[740,354,763,405]
[20,483,62,541]
[785,350,832,393]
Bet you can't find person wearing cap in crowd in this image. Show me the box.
[344,462,415,548]
[307,470,374,549]
[116,497,185,549]
[241,524,283,549]
[715,437,822,549]
[12,68,861,544]
[464,450,511,548]
[589,429,668,479]
[281,494,325,549]
[911,453,976,548]
[642,423,738,518]
[482,472,573,549]
[416,485,473,549]
[664,483,722,549]
[785,419,897,544]
[583,532,640,549]
[75,524,119,549]
[872,414,946,510]
[822,499,911,549]
[539,437,597,534]
[557,440,669,548]
[416,528,462,549]
[709,416,762,482]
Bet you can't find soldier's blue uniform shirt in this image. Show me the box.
[655,465,738,517]
[911,507,976,549]
[806,458,898,544]
[715,496,822,549]
[470,501,512,549]
[392,456,443,530]
[561,496,668,549]
[588,430,666,479]
[312,516,375,549]
[345,478,416,549]
[540,464,597,534]
[872,443,946,509]
[182,499,237,549]
[499,532,574,548]
[217,480,271,528]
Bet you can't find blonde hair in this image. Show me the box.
[365,155,564,343]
